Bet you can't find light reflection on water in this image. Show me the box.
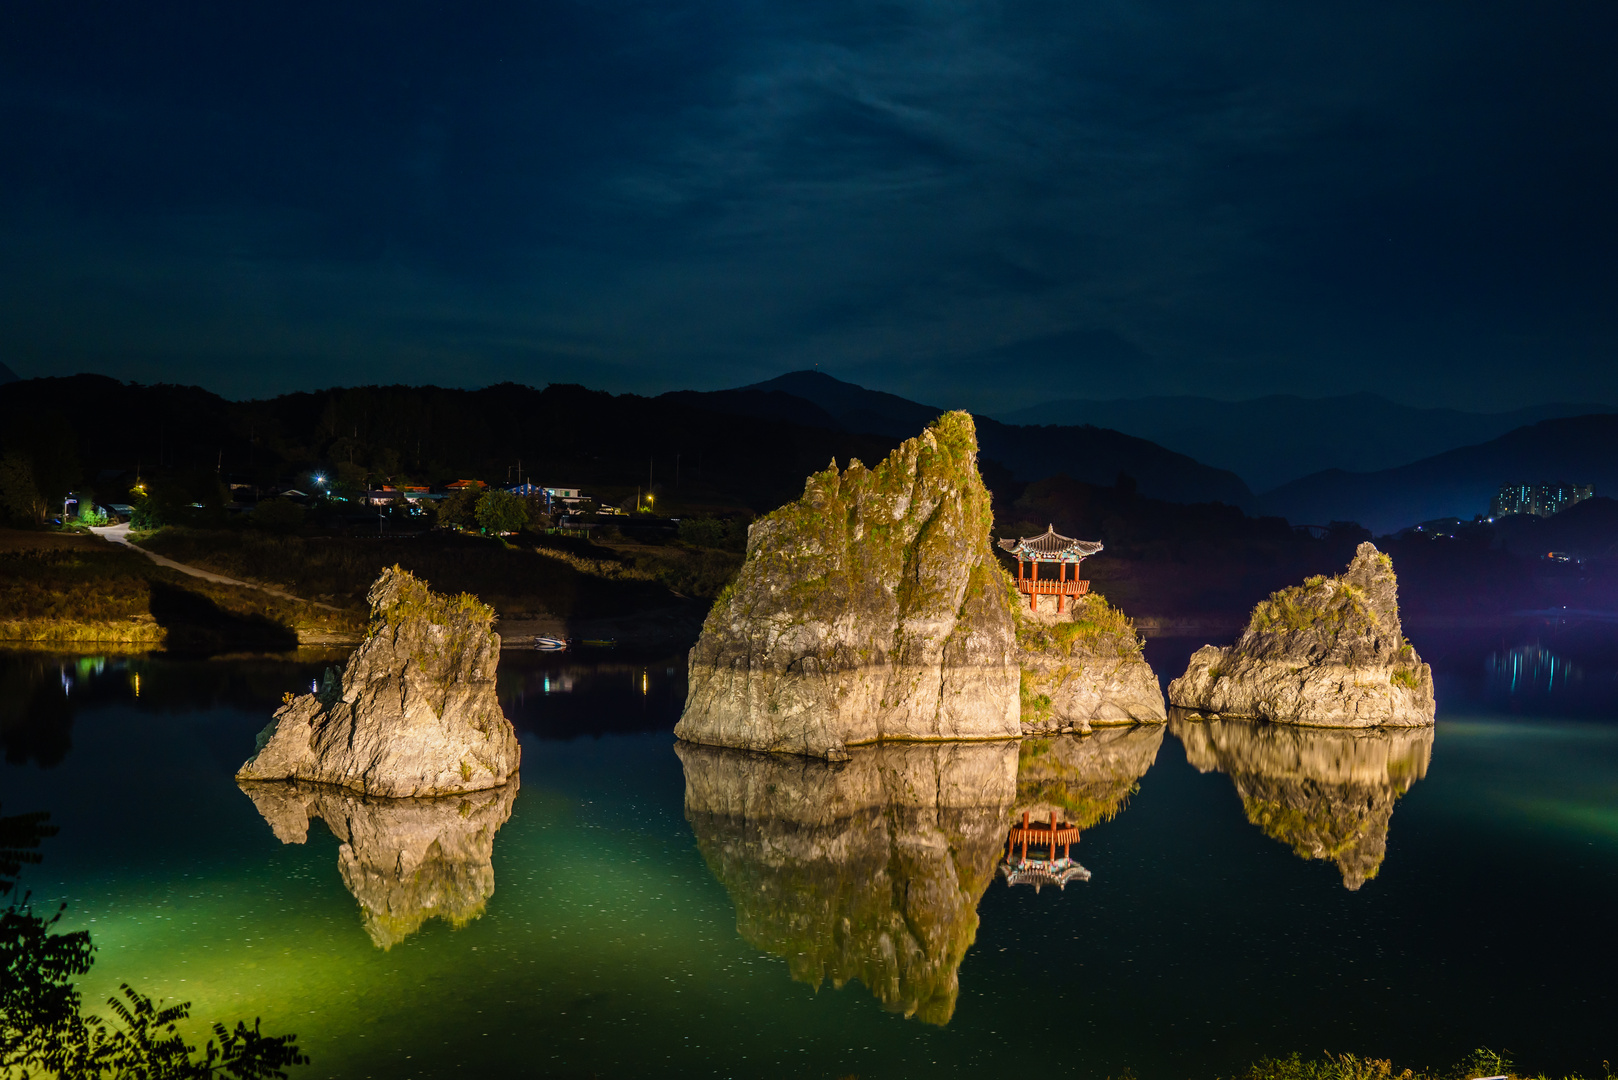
[3,642,1618,1078]
[1486,643,1582,697]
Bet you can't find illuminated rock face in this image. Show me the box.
[240,777,518,948]
[677,412,1021,759]
[1168,543,1435,727]
[1015,599,1166,734]
[1171,713,1433,889]
[237,566,520,796]
[676,740,1016,1025]
[1012,725,1165,829]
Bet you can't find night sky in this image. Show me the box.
[2,1,1615,411]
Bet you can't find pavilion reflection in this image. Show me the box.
[1170,711,1432,889]
[1001,726,1165,891]
[676,740,1016,1026]
[239,776,518,948]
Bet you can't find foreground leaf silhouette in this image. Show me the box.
[0,805,307,1079]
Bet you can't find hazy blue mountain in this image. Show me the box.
[0,361,19,384]
[998,394,1617,491]
[665,371,1255,507]
[1258,415,1618,534]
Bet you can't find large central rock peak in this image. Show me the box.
[677,411,1021,758]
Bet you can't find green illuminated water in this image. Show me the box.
[3,643,1617,1078]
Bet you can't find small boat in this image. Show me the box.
[533,636,568,652]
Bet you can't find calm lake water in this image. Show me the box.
[3,631,1617,1079]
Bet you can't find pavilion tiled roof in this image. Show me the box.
[997,525,1103,559]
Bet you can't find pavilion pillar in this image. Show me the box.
[1057,561,1066,614]
[1029,560,1038,610]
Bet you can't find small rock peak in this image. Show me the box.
[238,566,517,796]
[1166,540,1433,727]
[1343,542,1393,586]
[366,564,414,611]
[1340,542,1401,640]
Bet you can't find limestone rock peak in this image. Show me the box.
[1168,543,1434,727]
[237,566,520,795]
[676,411,1021,758]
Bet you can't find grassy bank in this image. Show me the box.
[136,525,739,619]
[0,530,363,649]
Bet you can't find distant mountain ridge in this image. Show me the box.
[687,373,1618,534]
[998,393,1617,491]
[0,361,19,384]
[662,371,1255,508]
[1258,414,1618,534]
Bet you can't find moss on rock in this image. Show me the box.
[1014,592,1165,732]
[238,565,519,795]
[1169,543,1435,727]
[677,412,1021,759]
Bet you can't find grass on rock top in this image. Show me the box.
[706,410,995,636]
[1015,592,1145,658]
[1247,575,1375,638]
[375,566,494,636]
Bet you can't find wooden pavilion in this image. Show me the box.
[997,526,1104,613]
[998,809,1092,892]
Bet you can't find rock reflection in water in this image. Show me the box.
[676,740,1016,1025]
[239,777,518,948]
[1002,725,1165,890]
[1171,711,1431,889]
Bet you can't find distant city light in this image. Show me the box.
[314,474,326,485]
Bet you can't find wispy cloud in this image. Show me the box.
[2,0,1615,408]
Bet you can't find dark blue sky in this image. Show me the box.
[2,1,1615,411]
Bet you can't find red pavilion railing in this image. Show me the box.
[1016,578,1089,598]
